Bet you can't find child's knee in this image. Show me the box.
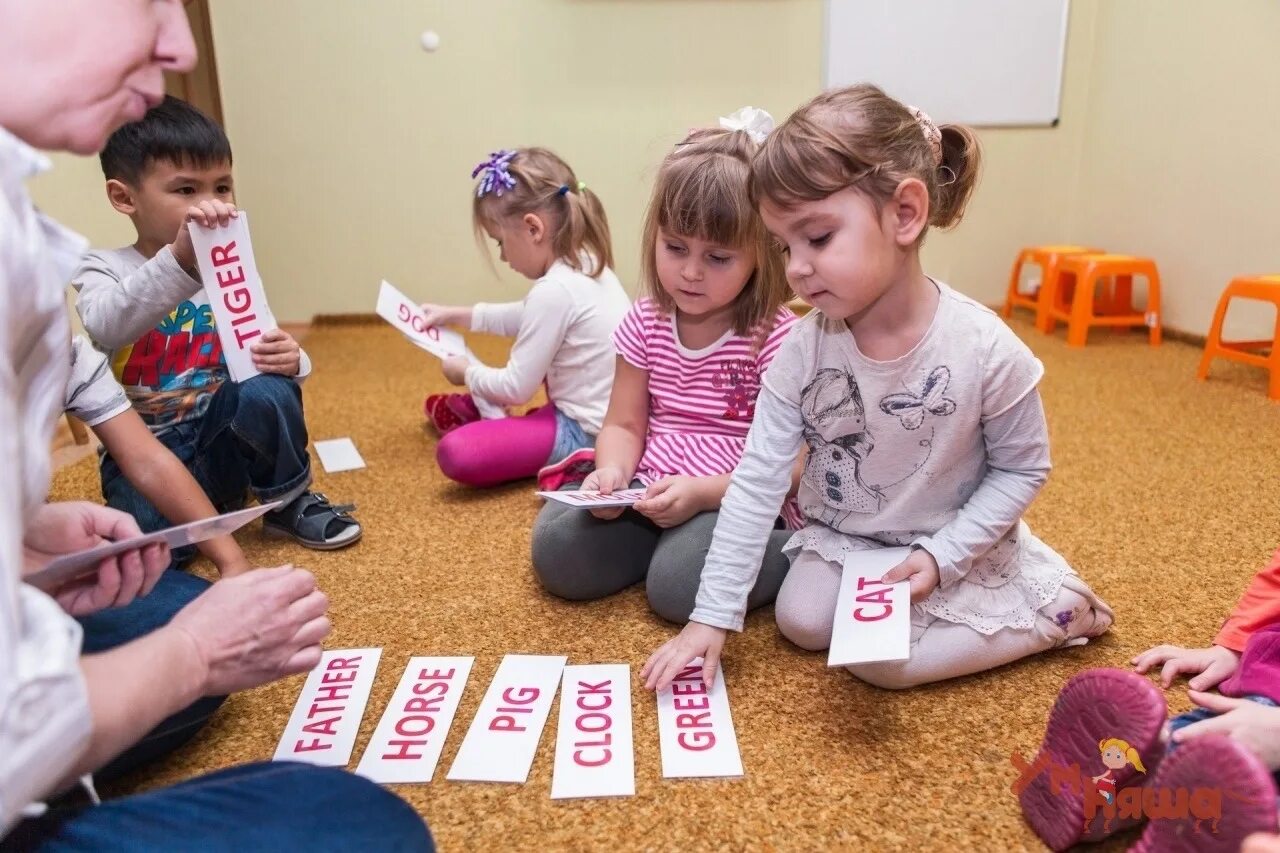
[775,605,833,652]
[644,561,696,624]
[529,510,592,600]
[236,373,301,416]
[845,661,920,691]
[435,431,482,485]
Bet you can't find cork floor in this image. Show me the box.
[48,312,1280,851]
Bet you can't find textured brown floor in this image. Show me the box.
[48,314,1280,851]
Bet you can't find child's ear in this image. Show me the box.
[523,212,547,244]
[890,178,929,246]
[105,179,137,216]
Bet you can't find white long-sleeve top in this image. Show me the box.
[0,127,93,836]
[466,259,630,434]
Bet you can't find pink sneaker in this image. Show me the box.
[423,393,481,435]
[537,447,596,493]
[1131,734,1279,853]
[1019,668,1169,850]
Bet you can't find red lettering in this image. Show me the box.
[574,748,612,767]
[419,667,456,681]
[677,731,716,751]
[671,681,708,696]
[306,702,344,719]
[120,330,166,386]
[394,715,435,738]
[224,287,251,313]
[575,712,610,733]
[294,737,331,752]
[159,331,192,376]
[489,715,526,732]
[233,324,262,348]
[577,694,612,712]
[578,680,611,695]
[313,684,352,703]
[854,604,892,622]
[383,739,426,761]
[673,695,710,711]
[216,266,246,288]
[672,665,702,682]
[405,694,445,714]
[327,656,363,670]
[302,716,340,736]
[502,686,540,705]
[210,241,240,267]
[321,669,358,685]
[397,303,411,322]
[411,681,450,698]
[676,712,712,729]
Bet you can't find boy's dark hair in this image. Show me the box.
[100,95,233,185]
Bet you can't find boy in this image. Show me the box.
[66,334,250,577]
[73,96,360,550]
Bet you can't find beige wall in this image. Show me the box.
[25,0,1278,340]
[1070,0,1280,338]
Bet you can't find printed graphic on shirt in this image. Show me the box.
[799,364,957,527]
[111,298,228,430]
[711,357,759,420]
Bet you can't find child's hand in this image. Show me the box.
[880,547,940,603]
[641,621,727,692]
[1175,691,1280,771]
[1244,833,1280,853]
[582,466,629,520]
[172,199,239,270]
[420,304,472,329]
[634,476,706,529]
[1131,644,1241,690]
[441,356,469,385]
[251,329,302,376]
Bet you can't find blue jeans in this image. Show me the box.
[3,762,432,852]
[548,407,594,466]
[102,375,312,563]
[75,570,226,784]
[1169,694,1280,787]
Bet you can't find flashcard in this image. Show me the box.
[26,501,281,593]
[190,211,276,383]
[537,488,647,508]
[274,648,382,766]
[656,658,743,779]
[355,656,474,783]
[376,279,505,419]
[828,547,912,667]
[314,438,366,473]
[446,654,566,783]
[551,664,635,799]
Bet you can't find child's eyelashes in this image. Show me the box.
[808,233,832,248]
[664,242,687,256]
[708,254,732,265]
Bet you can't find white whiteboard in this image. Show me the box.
[824,0,1070,127]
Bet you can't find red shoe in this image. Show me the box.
[1131,734,1279,853]
[1019,668,1169,850]
[537,447,596,492]
[423,393,481,434]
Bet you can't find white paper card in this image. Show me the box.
[536,488,646,508]
[190,211,276,383]
[828,547,912,667]
[446,654,566,783]
[26,501,281,593]
[274,648,382,766]
[656,658,743,779]
[551,664,634,799]
[376,280,505,419]
[355,656,474,783]
[314,438,366,473]
[376,280,471,360]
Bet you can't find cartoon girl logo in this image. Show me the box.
[1093,737,1148,803]
[799,368,885,524]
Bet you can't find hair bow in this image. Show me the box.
[471,150,518,198]
[718,106,775,144]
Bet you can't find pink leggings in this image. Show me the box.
[436,404,558,488]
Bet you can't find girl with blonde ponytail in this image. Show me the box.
[419,147,630,488]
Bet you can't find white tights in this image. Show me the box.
[774,551,1113,690]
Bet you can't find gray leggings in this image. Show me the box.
[530,491,793,624]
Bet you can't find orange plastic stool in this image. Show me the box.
[1197,275,1280,401]
[1040,254,1162,347]
[1003,245,1103,328]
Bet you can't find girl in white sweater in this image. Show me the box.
[422,148,630,488]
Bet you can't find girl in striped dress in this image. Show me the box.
[530,110,800,623]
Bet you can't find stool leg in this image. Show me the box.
[1035,260,1055,332]
[1066,269,1095,347]
[1269,305,1280,401]
[1002,256,1023,318]
[1146,269,1162,347]
[1196,288,1231,380]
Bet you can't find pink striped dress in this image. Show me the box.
[613,298,804,529]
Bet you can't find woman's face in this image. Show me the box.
[0,0,197,154]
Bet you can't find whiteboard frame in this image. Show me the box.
[821,0,1070,128]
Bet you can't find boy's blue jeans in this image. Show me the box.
[101,375,312,560]
[1167,694,1280,788]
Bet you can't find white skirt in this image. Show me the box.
[784,520,1073,636]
